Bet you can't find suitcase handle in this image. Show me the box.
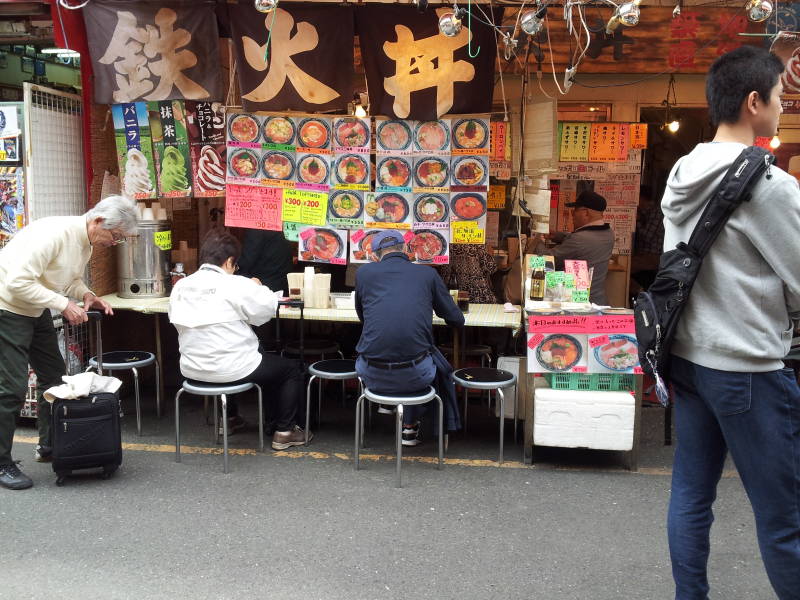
[86,311,103,373]
[87,310,102,320]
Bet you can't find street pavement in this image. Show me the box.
[2,391,774,600]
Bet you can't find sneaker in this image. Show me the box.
[217,415,247,437]
[272,425,313,450]
[377,404,395,415]
[34,444,52,463]
[402,423,421,447]
[0,462,33,490]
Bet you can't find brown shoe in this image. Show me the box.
[272,425,313,450]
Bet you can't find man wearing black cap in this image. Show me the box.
[354,230,464,445]
[538,190,614,305]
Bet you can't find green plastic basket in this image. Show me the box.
[544,372,636,392]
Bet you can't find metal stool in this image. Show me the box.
[452,368,516,464]
[306,359,359,444]
[283,338,343,359]
[174,380,263,474]
[355,386,443,487]
[438,343,493,427]
[87,351,160,436]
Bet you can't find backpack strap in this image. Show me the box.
[686,146,773,256]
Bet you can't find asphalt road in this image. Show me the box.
[2,396,774,600]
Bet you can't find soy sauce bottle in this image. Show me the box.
[447,269,459,304]
[529,267,546,301]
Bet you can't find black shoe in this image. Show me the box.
[34,444,52,463]
[402,423,421,447]
[0,462,33,490]
[217,415,247,437]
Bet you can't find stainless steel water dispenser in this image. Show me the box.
[117,219,172,298]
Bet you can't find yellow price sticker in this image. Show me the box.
[451,221,485,244]
[153,230,172,250]
[488,185,506,209]
[0,150,6,161]
[282,188,328,226]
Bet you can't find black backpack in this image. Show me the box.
[634,146,773,404]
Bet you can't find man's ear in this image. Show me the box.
[744,90,760,117]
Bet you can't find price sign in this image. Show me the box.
[589,335,610,348]
[571,290,590,303]
[527,333,544,349]
[451,221,485,244]
[545,271,565,288]
[488,185,506,209]
[153,230,172,250]
[281,191,302,222]
[528,255,546,269]
[282,188,328,226]
[226,185,283,230]
[351,229,366,244]
[633,366,644,375]
[564,273,576,289]
[0,150,6,161]
[283,221,302,242]
[572,366,588,373]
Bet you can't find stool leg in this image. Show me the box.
[255,384,264,452]
[213,396,219,445]
[497,388,506,465]
[174,388,184,463]
[359,380,365,448]
[396,403,404,488]
[132,367,141,436]
[512,384,518,442]
[154,360,161,419]
[354,394,364,470]
[306,375,317,446]
[318,378,323,426]
[221,394,229,474]
[463,387,468,433]
[436,394,444,470]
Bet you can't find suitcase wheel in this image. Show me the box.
[55,473,68,486]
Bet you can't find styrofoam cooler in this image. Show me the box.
[494,357,548,419]
[533,387,635,451]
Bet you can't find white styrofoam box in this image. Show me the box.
[533,387,634,451]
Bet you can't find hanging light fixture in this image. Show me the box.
[439,11,463,37]
[744,0,773,22]
[606,0,642,35]
[254,0,279,14]
[520,4,548,36]
[663,74,681,134]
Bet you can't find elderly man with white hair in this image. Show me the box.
[0,194,138,490]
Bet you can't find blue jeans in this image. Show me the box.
[667,356,800,600]
[356,355,436,425]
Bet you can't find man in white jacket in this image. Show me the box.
[0,195,138,490]
[169,229,311,450]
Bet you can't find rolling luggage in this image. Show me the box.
[50,311,122,486]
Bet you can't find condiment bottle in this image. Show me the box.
[529,267,546,301]
[447,268,459,304]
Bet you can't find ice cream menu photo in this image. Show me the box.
[112,103,157,201]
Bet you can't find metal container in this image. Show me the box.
[117,219,172,298]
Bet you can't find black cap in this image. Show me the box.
[565,190,606,212]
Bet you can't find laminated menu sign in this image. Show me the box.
[112,103,157,200]
[282,188,328,226]
[226,112,262,186]
[332,117,371,154]
[408,228,450,265]
[588,333,640,373]
[564,260,591,290]
[527,332,589,373]
[148,100,192,198]
[327,190,365,229]
[451,117,490,156]
[451,220,485,244]
[375,119,414,156]
[365,191,412,229]
[349,228,380,263]
[186,101,226,198]
[333,153,371,191]
[450,155,489,192]
[376,156,413,193]
[559,122,591,162]
[283,221,302,242]
[412,193,450,230]
[225,184,282,231]
[414,120,450,156]
[629,123,648,149]
[298,226,348,265]
[488,185,506,209]
[588,123,629,162]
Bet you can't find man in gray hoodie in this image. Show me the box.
[662,46,800,600]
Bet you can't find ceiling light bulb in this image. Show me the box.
[354,104,367,118]
[744,0,773,22]
[254,0,279,14]
[439,12,462,37]
[770,135,781,149]
[667,120,680,133]
[520,10,545,36]
[618,2,641,27]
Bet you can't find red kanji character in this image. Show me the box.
[716,14,748,55]
[670,11,701,39]
[668,40,697,69]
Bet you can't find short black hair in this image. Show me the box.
[706,45,784,127]
[199,228,241,267]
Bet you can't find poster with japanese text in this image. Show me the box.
[588,123,629,162]
[559,122,591,162]
[297,226,348,264]
[0,166,24,234]
[588,334,640,373]
[112,102,157,200]
[224,184,282,230]
[148,100,192,198]
[186,101,226,197]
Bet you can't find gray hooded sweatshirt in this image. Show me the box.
[662,141,800,372]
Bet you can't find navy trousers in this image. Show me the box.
[356,355,435,425]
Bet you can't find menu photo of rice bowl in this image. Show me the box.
[414,120,450,152]
[328,190,364,221]
[262,116,296,145]
[413,157,449,188]
[413,194,449,224]
[365,192,410,225]
[590,334,640,373]
[452,118,489,150]
[450,192,487,221]
[451,156,488,187]
[335,154,369,185]
[408,229,448,263]
[376,120,412,151]
[534,334,586,372]
[299,228,345,263]
[296,153,330,185]
[350,229,384,262]
[228,113,261,143]
[334,117,370,148]
[297,118,331,149]
[228,148,261,179]
[262,151,295,180]
[377,157,412,188]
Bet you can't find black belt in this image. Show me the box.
[364,352,430,370]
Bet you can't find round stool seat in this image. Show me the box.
[438,343,492,357]
[453,368,516,390]
[364,386,436,406]
[181,380,254,396]
[284,338,341,356]
[90,351,155,370]
[309,359,357,379]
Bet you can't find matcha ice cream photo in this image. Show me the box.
[160,146,189,193]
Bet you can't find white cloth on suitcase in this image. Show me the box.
[43,372,122,403]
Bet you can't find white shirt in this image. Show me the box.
[168,264,278,382]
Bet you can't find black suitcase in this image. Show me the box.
[51,311,122,486]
